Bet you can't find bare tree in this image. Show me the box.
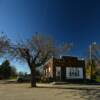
[0,34,10,56]
[11,33,72,87]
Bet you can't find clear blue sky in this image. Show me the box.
[0,0,100,73]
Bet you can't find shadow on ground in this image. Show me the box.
[79,89,100,100]
[53,89,100,100]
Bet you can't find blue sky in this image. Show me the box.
[0,0,100,73]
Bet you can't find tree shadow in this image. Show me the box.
[53,88,100,100]
[79,89,100,100]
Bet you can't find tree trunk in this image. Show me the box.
[30,66,36,87]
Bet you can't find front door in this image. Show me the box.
[56,67,61,81]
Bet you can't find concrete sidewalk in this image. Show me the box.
[1,80,100,90]
[37,83,100,90]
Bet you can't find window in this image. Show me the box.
[66,67,83,79]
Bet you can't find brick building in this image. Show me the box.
[43,56,85,82]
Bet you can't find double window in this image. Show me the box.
[69,68,79,77]
[66,67,83,79]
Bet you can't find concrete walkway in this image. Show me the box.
[37,83,100,90]
[1,80,100,90]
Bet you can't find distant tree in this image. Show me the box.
[10,66,17,77]
[86,43,100,80]
[11,33,72,87]
[86,59,96,80]
[18,71,25,76]
[0,60,17,79]
[0,34,11,79]
[85,59,91,79]
[0,60,11,79]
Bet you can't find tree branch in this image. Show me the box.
[35,52,49,67]
[32,51,40,63]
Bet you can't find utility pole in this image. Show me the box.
[89,44,92,80]
[89,42,96,80]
